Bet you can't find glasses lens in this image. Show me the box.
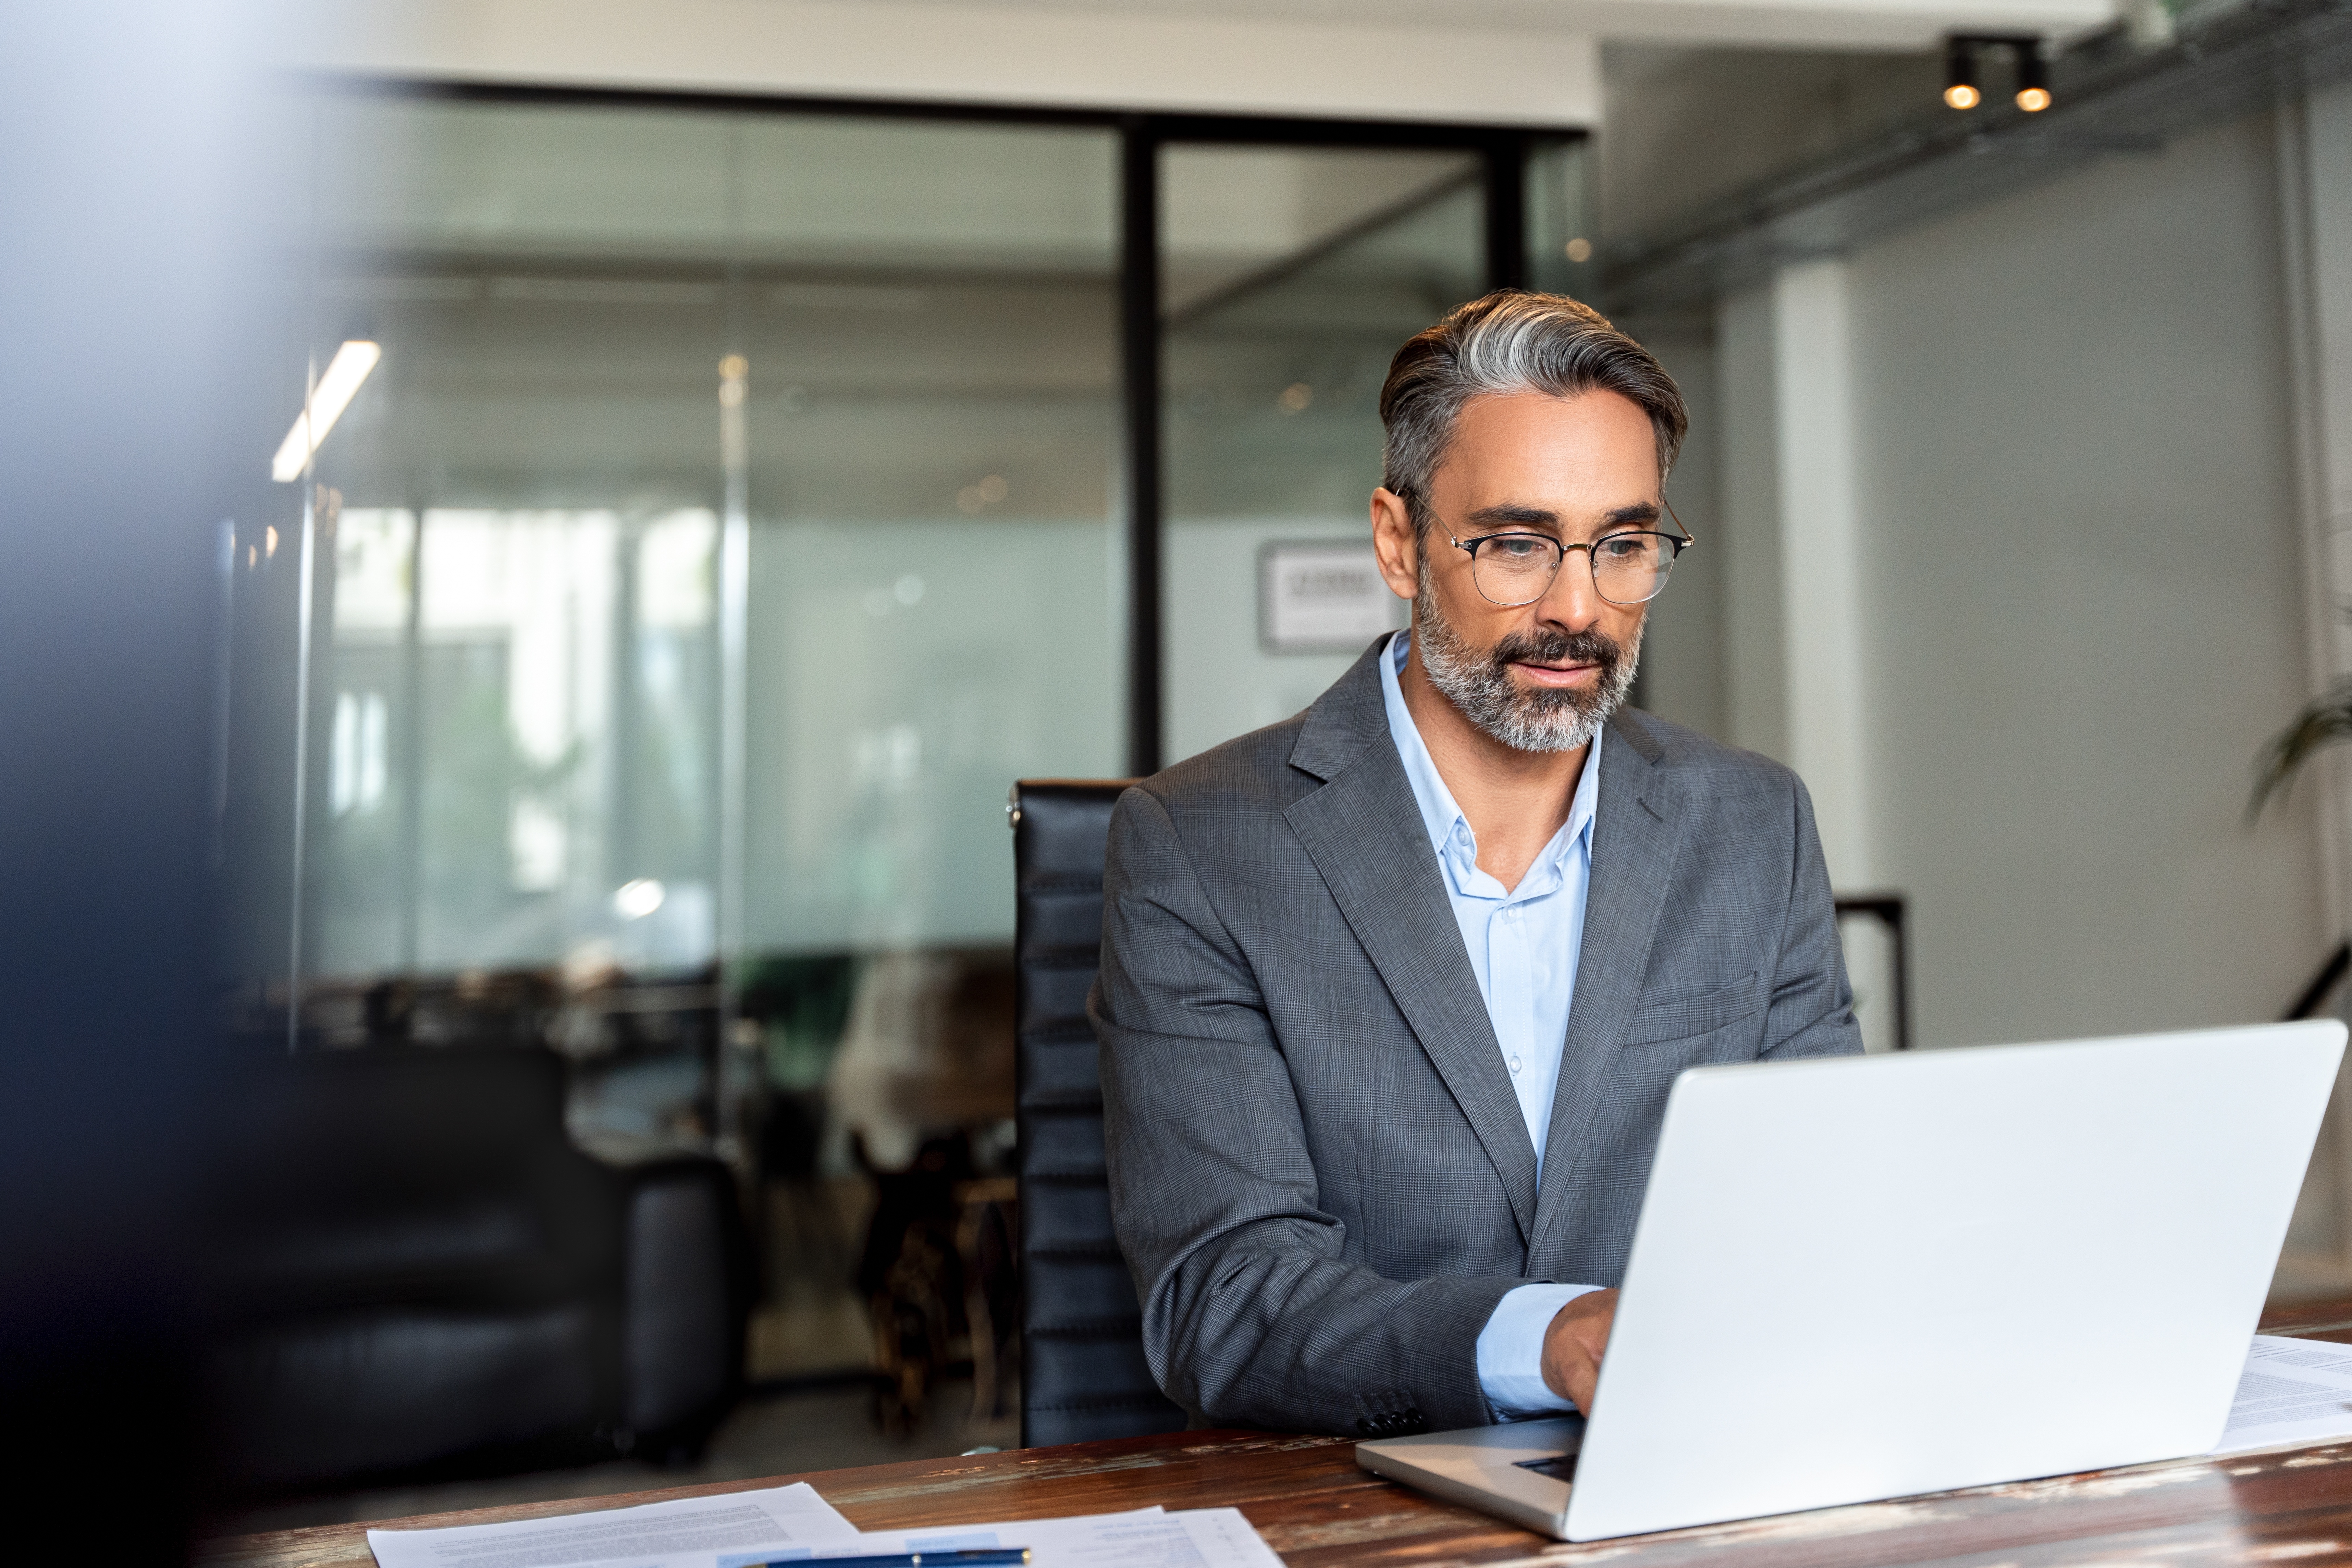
[1592,532,1677,606]
[1470,535,1558,606]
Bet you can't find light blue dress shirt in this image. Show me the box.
[1377,631,1604,1418]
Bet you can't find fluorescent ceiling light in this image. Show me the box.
[270,340,380,483]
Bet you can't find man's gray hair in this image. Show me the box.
[1379,290,1688,534]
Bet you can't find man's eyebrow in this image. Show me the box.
[1463,500,1662,532]
[1464,503,1560,530]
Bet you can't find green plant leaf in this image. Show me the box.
[2250,679,2352,823]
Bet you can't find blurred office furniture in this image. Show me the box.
[742,954,860,1182]
[1009,779,1186,1446]
[854,1131,1021,1436]
[1832,893,1913,1053]
[205,1047,747,1496]
[569,972,727,1145]
[830,953,1019,1172]
[955,1172,1021,1424]
[832,951,1022,1433]
[265,969,726,1149]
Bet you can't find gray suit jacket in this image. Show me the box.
[1089,636,1861,1437]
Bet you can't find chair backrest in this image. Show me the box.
[1010,780,1189,1447]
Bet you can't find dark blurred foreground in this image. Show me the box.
[0,1,276,1555]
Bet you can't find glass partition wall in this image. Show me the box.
[245,86,1586,1395]
[1161,145,1485,760]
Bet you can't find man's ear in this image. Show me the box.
[1370,487,1420,603]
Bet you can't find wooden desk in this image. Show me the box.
[205,1300,2352,1568]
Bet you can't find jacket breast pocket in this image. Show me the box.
[1623,970,1764,1046]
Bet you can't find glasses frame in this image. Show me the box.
[1449,501,1697,608]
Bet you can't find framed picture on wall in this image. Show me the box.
[1258,540,1406,654]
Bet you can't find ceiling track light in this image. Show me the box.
[2015,47,2052,112]
[1940,34,2052,114]
[1943,37,1981,110]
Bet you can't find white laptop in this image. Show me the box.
[1357,1021,2347,1541]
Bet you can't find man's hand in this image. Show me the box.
[1540,1287,1620,1413]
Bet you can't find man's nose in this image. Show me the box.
[1533,547,1601,629]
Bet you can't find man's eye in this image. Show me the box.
[1488,536,1550,561]
[1597,535,1650,561]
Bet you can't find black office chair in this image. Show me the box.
[1010,780,1189,1446]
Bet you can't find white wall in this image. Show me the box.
[1695,105,2352,1279]
[891,0,2116,52]
[1709,113,2336,1059]
[2282,80,2352,937]
[1163,517,1401,765]
[284,0,1604,126]
[1772,259,1877,888]
[281,0,2129,127]
[1635,323,1731,742]
[1848,114,2329,1051]
[2275,78,2352,1283]
[1717,284,1792,762]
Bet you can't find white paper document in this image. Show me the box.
[365,1482,859,1568]
[722,1506,1283,1568]
[366,1490,1284,1568]
[2209,1335,2352,1455]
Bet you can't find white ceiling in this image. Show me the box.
[286,0,2118,132]
[856,0,2122,50]
[288,0,1600,125]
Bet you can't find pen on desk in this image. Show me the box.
[753,1551,1030,1568]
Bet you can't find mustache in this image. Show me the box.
[1489,624,1623,676]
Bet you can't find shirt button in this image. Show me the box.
[1509,1055,1523,1074]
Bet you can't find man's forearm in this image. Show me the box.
[1137,1219,1520,1433]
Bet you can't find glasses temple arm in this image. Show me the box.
[1664,499,1697,548]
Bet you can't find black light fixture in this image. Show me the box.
[1944,36,1981,111]
[1941,34,2052,113]
[2015,46,2052,112]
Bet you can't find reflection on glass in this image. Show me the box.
[1160,145,1486,764]
[318,502,727,974]
[282,96,1120,1405]
[731,128,1116,1409]
[313,505,413,975]
[1524,137,1599,301]
[737,116,1122,959]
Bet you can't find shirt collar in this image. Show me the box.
[1379,630,1603,870]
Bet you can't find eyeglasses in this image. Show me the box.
[1450,504,1696,608]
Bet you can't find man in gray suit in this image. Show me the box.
[1091,291,1861,1440]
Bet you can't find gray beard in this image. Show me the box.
[1414,565,1641,754]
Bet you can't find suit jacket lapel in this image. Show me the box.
[1529,714,1685,1260]
[1284,641,1539,1244]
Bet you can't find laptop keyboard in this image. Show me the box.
[1514,1453,1580,1483]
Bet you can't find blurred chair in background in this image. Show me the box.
[205,1047,748,1500]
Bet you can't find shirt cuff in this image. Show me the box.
[1477,1282,1605,1419]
